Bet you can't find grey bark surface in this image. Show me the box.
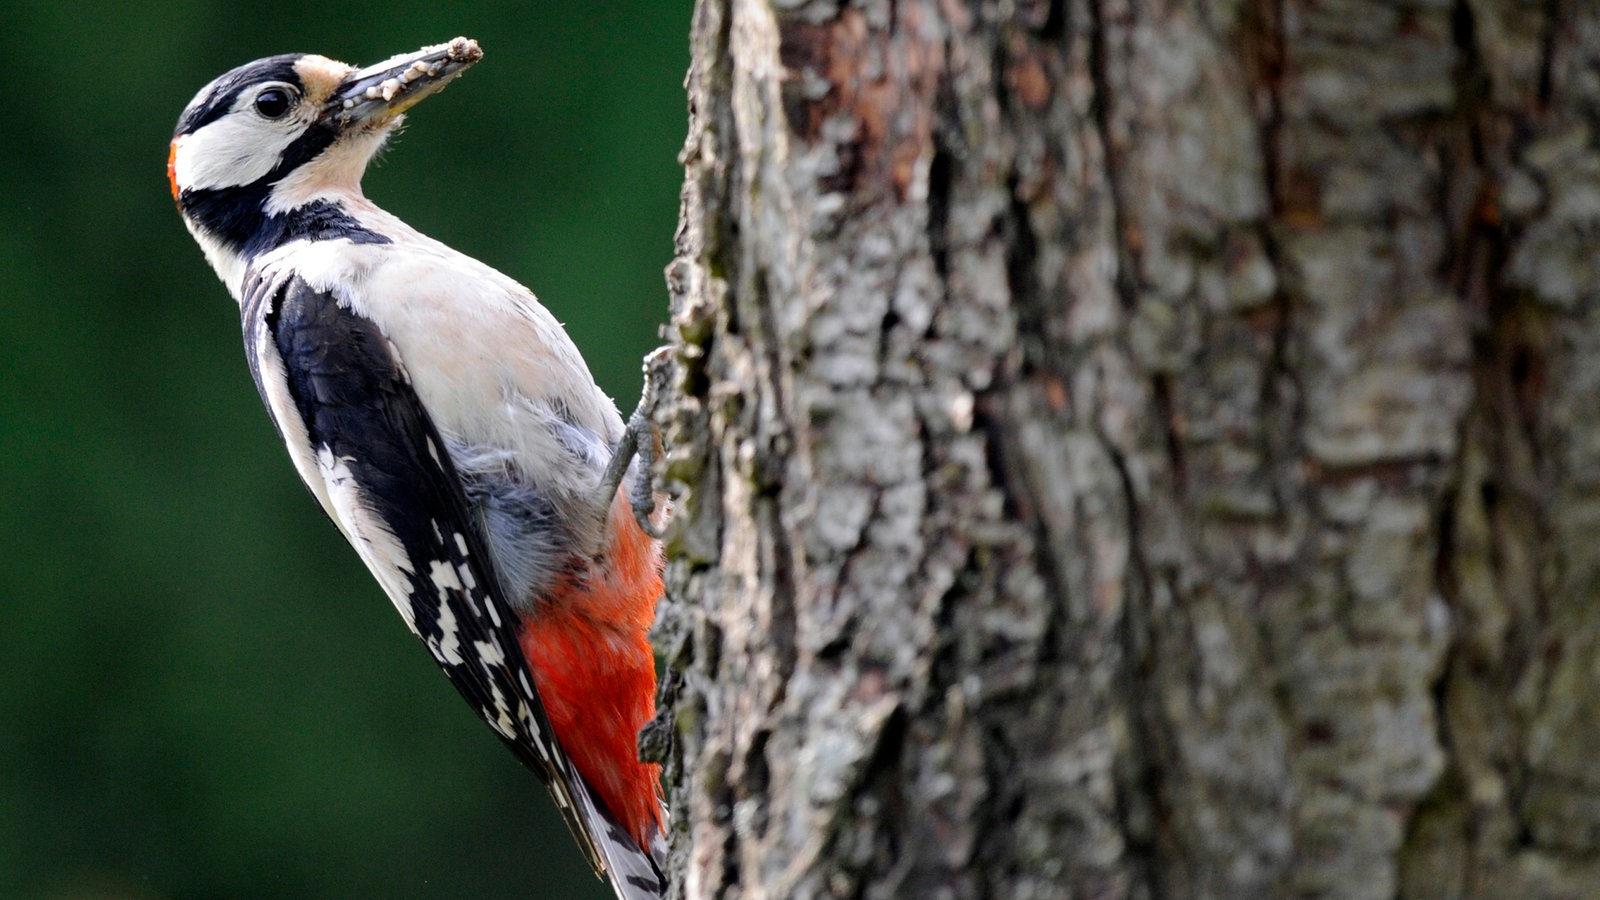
[646,1,1600,897]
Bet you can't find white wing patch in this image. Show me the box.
[425,563,465,666]
[316,446,419,633]
[252,313,333,511]
[473,637,506,667]
[429,558,463,592]
[486,683,518,739]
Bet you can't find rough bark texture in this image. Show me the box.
[648,1,1600,897]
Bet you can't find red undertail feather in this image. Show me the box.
[520,489,665,849]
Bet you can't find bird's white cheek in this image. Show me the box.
[173,116,301,192]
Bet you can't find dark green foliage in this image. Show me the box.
[0,3,689,897]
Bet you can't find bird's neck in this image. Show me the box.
[187,191,393,302]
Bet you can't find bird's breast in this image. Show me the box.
[261,232,624,456]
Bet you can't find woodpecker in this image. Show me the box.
[169,39,667,898]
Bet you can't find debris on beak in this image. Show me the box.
[333,37,482,124]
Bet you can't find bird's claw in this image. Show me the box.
[601,347,672,539]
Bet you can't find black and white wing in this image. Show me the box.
[235,268,665,898]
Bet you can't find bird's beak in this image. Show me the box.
[331,37,483,126]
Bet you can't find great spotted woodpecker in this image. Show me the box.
[169,39,667,898]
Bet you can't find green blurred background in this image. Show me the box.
[1,3,690,897]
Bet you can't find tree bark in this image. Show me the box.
[648,1,1600,897]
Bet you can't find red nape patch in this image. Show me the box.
[521,491,666,849]
[167,140,180,200]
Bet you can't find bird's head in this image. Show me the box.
[170,38,481,258]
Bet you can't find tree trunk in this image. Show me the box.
[648,1,1600,897]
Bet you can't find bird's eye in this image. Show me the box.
[254,88,293,119]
